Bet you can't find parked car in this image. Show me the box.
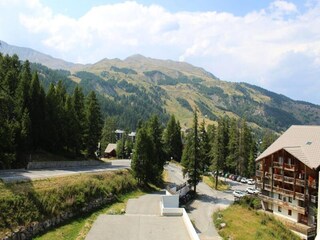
[247,179,255,185]
[241,177,247,183]
[233,190,247,198]
[246,187,260,194]
[229,174,234,179]
[236,176,242,182]
[232,175,238,181]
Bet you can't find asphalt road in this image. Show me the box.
[165,163,251,240]
[0,160,131,183]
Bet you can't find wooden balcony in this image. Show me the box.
[273,186,294,196]
[309,181,317,189]
[259,194,305,214]
[265,184,272,192]
[256,170,263,177]
[273,162,282,168]
[310,195,317,204]
[284,163,295,171]
[296,179,305,187]
[273,174,283,181]
[284,176,294,184]
[295,192,305,201]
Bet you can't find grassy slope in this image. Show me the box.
[34,190,145,240]
[0,170,138,237]
[202,176,230,191]
[213,205,300,240]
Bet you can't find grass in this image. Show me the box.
[0,170,138,237]
[34,190,145,240]
[213,205,300,240]
[203,176,230,191]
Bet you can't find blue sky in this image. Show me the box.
[0,0,320,104]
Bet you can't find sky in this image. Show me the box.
[0,0,320,104]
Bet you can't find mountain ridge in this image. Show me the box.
[1,40,320,132]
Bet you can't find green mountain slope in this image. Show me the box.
[2,41,320,132]
[71,55,320,132]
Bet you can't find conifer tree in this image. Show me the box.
[131,127,154,184]
[199,119,211,172]
[84,91,103,158]
[147,115,166,183]
[101,116,117,152]
[226,118,239,173]
[164,115,182,162]
[181,109,201,193]
[72,86,85,154]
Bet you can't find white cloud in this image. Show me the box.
[1,0,320,104]
[270,0,298,13]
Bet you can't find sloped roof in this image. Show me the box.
[104,143,117,153]
[256,125,320,169]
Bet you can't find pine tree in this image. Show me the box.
[72,86,85,155]
[84,91,103,158]
[181,109,201,193]
[147,115,166,183]
[212,117,229,189]
[226,118,239,173]
[164,115,182,162]
[199,119,211,172]
[131,127,154,184]
[29,72,45,150]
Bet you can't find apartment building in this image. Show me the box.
[256,125,319,237]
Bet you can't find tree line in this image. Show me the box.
[129,110,261,190]
[181,111,258,191]
[0,54,103,168]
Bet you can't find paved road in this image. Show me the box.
[165,163,250,240]
[0,160,131,183]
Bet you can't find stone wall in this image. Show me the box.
[1,195,115,240]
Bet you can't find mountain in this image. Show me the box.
[2,40,320,133]
[0,40,77,70]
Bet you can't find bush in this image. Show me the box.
[236,195,262,210]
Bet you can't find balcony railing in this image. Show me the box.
[310,195,317,203]
[265,184,272,191]
[296,179,305,187]
[295,192,305,201]
[273,186,294,196]
[273,162,282,168]
[284,176,294,184]
[256,170,263,177]
[284,163,295,171]
[273,174,283,181]
[259,194,305,214]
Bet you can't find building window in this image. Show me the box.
[288,210,292,216]
[278,206,282,212]
[288,197,292,203]
[279,156,283,164]
[278,194,282,200]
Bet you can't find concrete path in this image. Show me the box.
[165,163,249,240]
[86,215,190,240]
[86,192,191,240]
[0,160,131,183]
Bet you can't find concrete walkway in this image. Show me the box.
[86,192,191,240]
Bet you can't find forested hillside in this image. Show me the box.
[2,41,320,134]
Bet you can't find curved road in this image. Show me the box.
[165,163,250,240]
[0,160,131,183]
